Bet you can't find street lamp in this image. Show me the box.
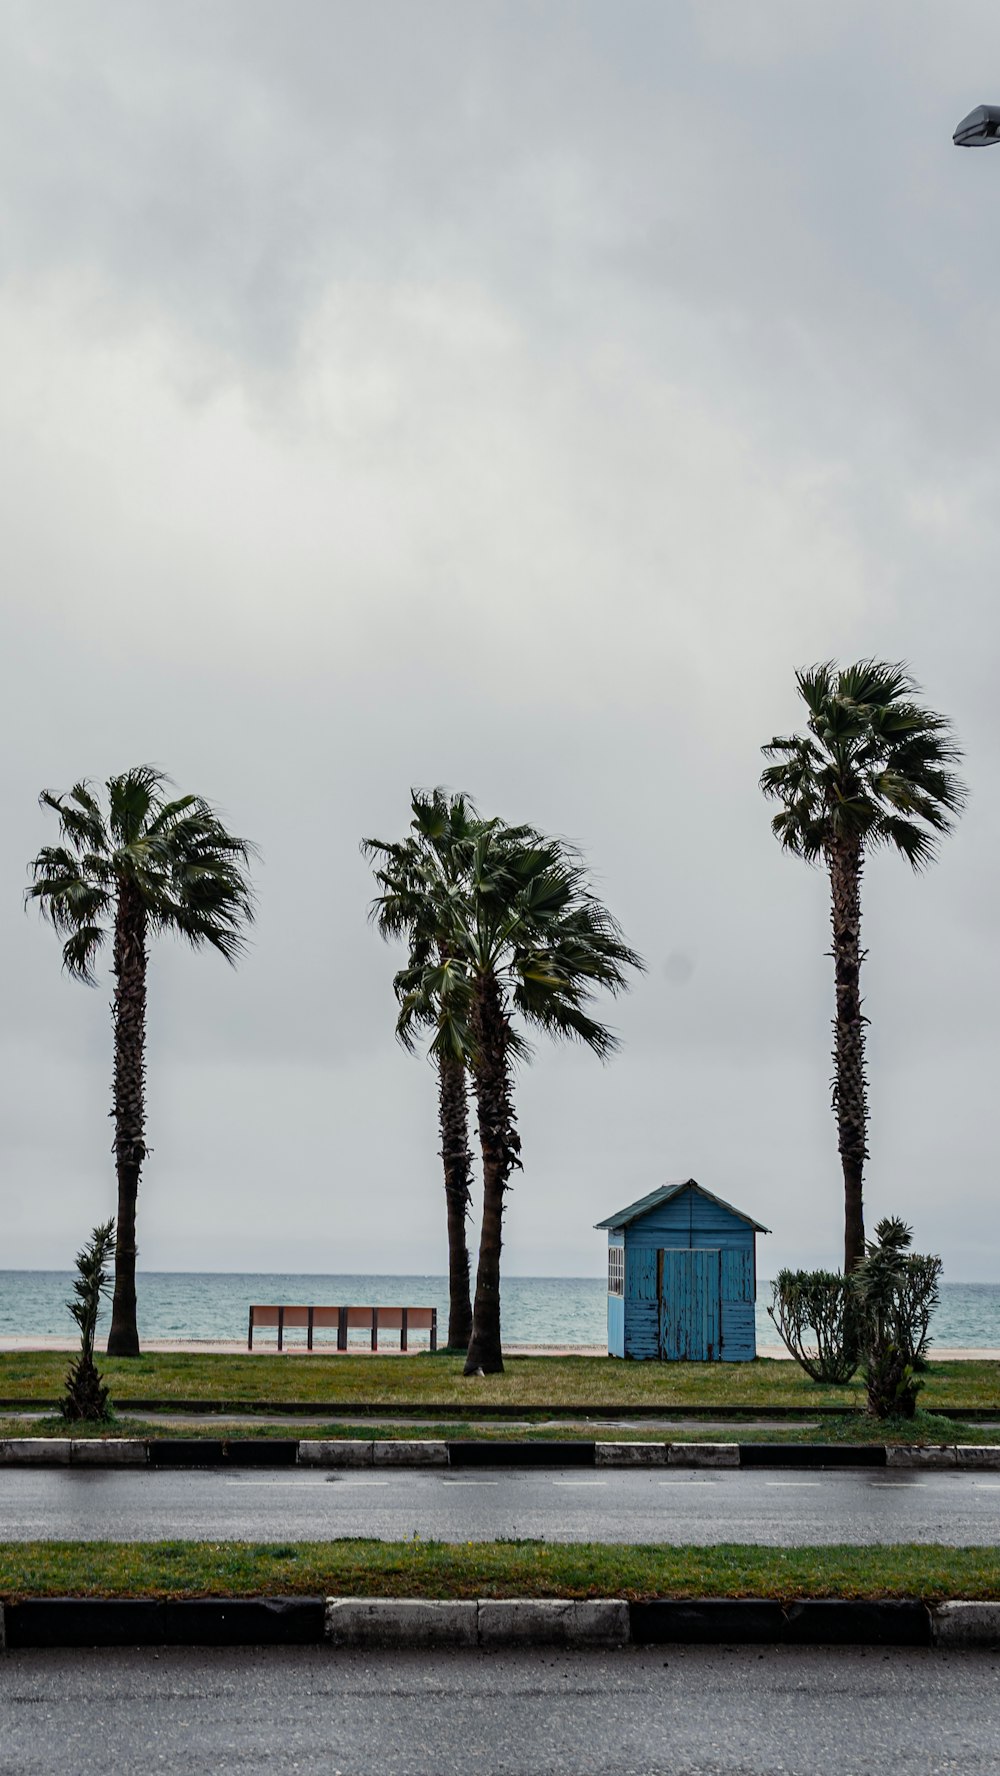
[954,104,1000,146]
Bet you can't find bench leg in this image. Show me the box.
[371,1307,378,1352]
[401,1308,408,1353]
[278,1305,284,1353]
[308,1307,314,1353]
[338,1307,347,1352]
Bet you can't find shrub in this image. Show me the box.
[893,1251,942,1370]
[852,1217,942,1420]
[767,1270,858,1383]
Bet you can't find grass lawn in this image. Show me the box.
[1,1540,998,1604]
[2,1351,997,1412]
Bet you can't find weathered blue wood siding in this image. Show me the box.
[612,1183,758,1362]
[719,1246,755,1361]
[660,1249,722,1360]
[624,1245,660,1359]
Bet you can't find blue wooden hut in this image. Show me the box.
[595,1179,769,1361]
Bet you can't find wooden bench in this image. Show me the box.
[247,1304,437,1353]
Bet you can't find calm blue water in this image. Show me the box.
[2,1272,999,1350]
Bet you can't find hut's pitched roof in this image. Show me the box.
[594,1178,770,1234]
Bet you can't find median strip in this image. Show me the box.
[2,1539,998,1605]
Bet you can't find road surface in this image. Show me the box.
[3,1645,998,1774]
[3,1465,1000,1543]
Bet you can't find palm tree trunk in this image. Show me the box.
[107,881,148,1357]
[828,838,868,1273]
[438,1053,473,1350]
[464,973,521,1376]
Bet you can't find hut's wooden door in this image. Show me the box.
[658,1248,722,1361]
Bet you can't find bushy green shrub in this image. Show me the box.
[767,1270,858,1383]
[892,1250,942,1370]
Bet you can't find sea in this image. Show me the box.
[2,1272,999,1351]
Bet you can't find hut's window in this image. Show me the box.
[608,1247,624,1296]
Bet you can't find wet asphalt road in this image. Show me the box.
[3,1644,999,1775]
[3,1465,1000,1543]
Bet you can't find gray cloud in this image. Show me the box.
[3,1,999,1284]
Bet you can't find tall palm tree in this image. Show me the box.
[394,819,642,1375]
[363,789,484,1351]
[761,662,965,1271]
[27,767,256,1355]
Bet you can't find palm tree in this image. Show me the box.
[363,789,484,1351]
[394,819,642,1375]
[27,767,256,1355]
[761,662,965,1271]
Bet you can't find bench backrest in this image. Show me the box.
[247,1303,437,1351]
[249,1304,434,1325]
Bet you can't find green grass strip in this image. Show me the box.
[2,1541,998,1604]
[2,1352,999,1412]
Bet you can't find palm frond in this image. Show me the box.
[762,659,965,874]
[60,925,108,985]
[107,766,170,847]
[364,796,640,1072]
[29,769,255,981]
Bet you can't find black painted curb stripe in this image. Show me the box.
[4,1597,326,1648]
[628,1598,931,1645]
[147,1440,299,1467]
[737,1444,887,1467]
[447,1441,597,1467]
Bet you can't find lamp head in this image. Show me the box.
[954,104,1000,147]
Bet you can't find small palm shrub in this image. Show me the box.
[853,1217,942,1419]
[62,1220,116,1422]
[767,1270,858,1383]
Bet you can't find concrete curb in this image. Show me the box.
[325,1599,478,1647]
[2,1436,999,1469]
[3,1595,999,1650]
[932,1602,1000,1647]
[478,1599,629,1646]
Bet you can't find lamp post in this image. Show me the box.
[954,105,1000,147]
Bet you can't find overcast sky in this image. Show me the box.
[3,1,1000,1287]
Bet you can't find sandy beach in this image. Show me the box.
[2,1336,998,1360]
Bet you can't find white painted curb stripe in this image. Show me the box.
[931,1602,1000,1647]
[324,1597,629,1647]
